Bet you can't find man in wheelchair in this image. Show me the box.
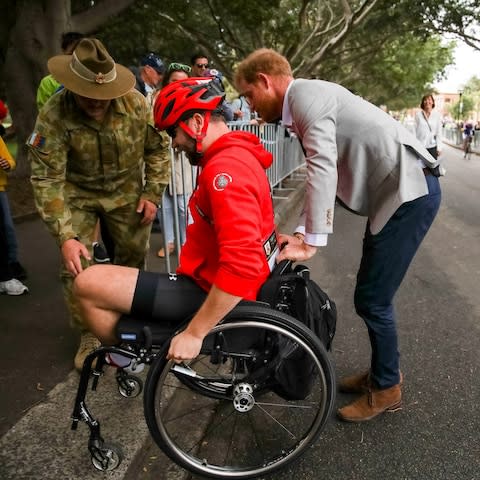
[73,77,279,365]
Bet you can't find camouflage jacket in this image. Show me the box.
[28,89,170,245]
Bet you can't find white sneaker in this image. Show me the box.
[0,278,29,295]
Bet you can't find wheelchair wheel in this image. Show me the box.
[90,440,123,471]
[143,304,336,479]
[117,374,143,398]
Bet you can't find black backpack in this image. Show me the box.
[258,261,337,400]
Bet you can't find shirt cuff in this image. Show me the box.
[295,226,329,247]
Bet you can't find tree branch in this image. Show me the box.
[71,0,137,34]
[294,0,380,75]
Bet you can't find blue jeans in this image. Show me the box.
[354,173,441,389]
[0,191,18,264]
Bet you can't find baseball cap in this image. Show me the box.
[141,53,165,74]
[205,68,223,81]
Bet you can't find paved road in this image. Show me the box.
[1,147,479,479]
[131,145,480,480]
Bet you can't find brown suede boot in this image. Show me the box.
[337,384,402,422]
[338,371,371,393]
[339,371,404,394]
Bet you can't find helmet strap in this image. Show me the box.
[178,111,212,155]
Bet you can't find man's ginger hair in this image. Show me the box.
[234,49,292,85]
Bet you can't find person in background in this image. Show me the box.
[157,62,193,258]
[415,94,442,160]
[235,48,441,423]
[0,102,27,280]
[131,52,166,107]
[190,52,209,77]
[231,94,259,124]
[462,121,475,157]
[190,53,234,121]
[0,137,28,294]
[203,69,234,121]
[36,32,85,110]
[28,38,170,371]
[162,62,191,86]
[0,99,9,138]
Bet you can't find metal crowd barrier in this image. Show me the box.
[158,122,305,269]
[442,126,479,150]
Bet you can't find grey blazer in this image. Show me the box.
[287,79,438,235]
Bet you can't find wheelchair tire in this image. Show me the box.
[143,304,336,479]
[90,440,123,471]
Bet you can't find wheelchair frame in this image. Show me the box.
[71,302,336,479]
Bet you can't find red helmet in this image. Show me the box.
[153,77,225,132]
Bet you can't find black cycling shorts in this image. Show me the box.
[130,270,207,325]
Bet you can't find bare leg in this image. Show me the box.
[73,264,139,344]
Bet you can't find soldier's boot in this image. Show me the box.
[74,332,101,372]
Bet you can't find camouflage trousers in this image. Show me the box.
[60,197,151,331]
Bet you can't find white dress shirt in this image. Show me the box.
[414,109,443,151]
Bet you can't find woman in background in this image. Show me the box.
[415,94,442,160]
[157,63,194,257]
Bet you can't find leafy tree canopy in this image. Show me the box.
[454,75,480,120]
[94,0,476,109]
[1,0,479,174]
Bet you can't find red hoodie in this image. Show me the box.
[177,130,277,300]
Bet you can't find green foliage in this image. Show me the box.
[458,76,480,120]
[5,0,478,110]
[344,36,454,109]
[93,0,464,108]
[462,75,480,97]
[449,95,475,120]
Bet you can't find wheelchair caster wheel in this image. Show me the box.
[91,441,123,471]
[118,375,143,398]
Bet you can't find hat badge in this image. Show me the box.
[95,72,105,84]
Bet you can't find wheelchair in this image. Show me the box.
[71,281,336,479]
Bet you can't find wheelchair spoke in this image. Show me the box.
[144,309,336,479]
[246,409,266,460]
[255,400,316,409]
[253,402,296,439]
[163,399,222,425]
[184,401,238,455]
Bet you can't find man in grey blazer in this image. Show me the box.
[235,49,442,423]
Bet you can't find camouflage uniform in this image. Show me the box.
[28,88,170,330]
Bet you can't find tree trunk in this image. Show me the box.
[4,0,136,178]
[4,2,54,177]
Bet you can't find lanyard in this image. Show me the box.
[422,111,433,133]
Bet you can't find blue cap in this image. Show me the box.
[205,68,223,80]
[141,53,165,74]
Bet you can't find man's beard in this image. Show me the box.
[182,136,203,166]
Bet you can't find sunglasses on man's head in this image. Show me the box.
[196,63,209,68]
[168,63,191,73]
